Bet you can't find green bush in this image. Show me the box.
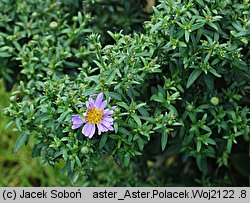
[146,0,250,177]
[4,0,250,186]
[0,0,149,90]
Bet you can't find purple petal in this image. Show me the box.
[70,115,84,129]
[77,104,83,108]
[107,125,114,131]
[71,114,80,118]
[99,101,107,109]
[94,93,104,108]
[103,109,114,116]
[82,123,96,138]
[112,106,117,110]
[102,117,114,123]
[97,123,104,135]
[102,123,114,131]
[101,124,109,132]
[72,115,84,124]
[88,98,95,108]
[102,120,111,128]
[72,123,83,129]
[86,101,89,108]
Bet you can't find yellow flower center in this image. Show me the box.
[85,107,104,124]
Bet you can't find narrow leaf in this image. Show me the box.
[14,130,30,152]
[99,134,108,149]
[161,131,168,151]
[186,69,202,88]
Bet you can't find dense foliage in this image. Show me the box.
[0,0,149,90]
[2,0,250,186]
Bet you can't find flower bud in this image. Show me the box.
[47,70,53,76]
[82,61,88,68]
[186,104,193,112]
[73,16,78,22]
[33,35,39,40]
[85,13,91,19]
[3,108,9,116]
[32,12,38,17]
[49,21,58,29]
[81,146,89,154]
[10,96,17,102]
[127,74,133,80]
[114,107,120,113]
[8,47,14,53]
[210,97,219,105]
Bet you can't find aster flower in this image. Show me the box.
[69,93,114,138]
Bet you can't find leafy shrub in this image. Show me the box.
[0,0,149,90]
[146,0,250,175]
[4,0,250,186]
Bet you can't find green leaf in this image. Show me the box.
[204,53,211,64]
[131,114,142,126]
[77,11,83,22]
[209,68,221,77]
[226,139,232,153]
[70,172,79,184]
[32,144,41,158]
[135,103,147,109]
[234,30,250,37]
[178,41,187,47]
[13,130,30,152]
[124,153,130,167]
[62,149,68,160]
[64,61,78,68]
[138,107,149,117]
[206,138,216,145]
[0,52,12,57]
[197,139,202,152]
[204,74,214,91]
[99,134,108,149]
[117,102,130,111]
[140,116,155,123]
[114,122,118,133]
[201,125,211,133]
[153,123,164,130]
[186,69,202,88]
[15,117,22,132]
[106,69,117,83]
[208,22,218,31]
[161,131,168,151]
[185,30,190,42]
[75,156,81,167]
[151,93,164,102]
[195,0,205,6]
[137,138,144,151]
[211,58,220,65]
[57,111,70,123]
[109,92,122,101]
[196,155,208,174]
[232,21,242,31]
[82,88,95,96]
[5,120,14,129]
[119,127,132,136]
[192,22,204,31]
